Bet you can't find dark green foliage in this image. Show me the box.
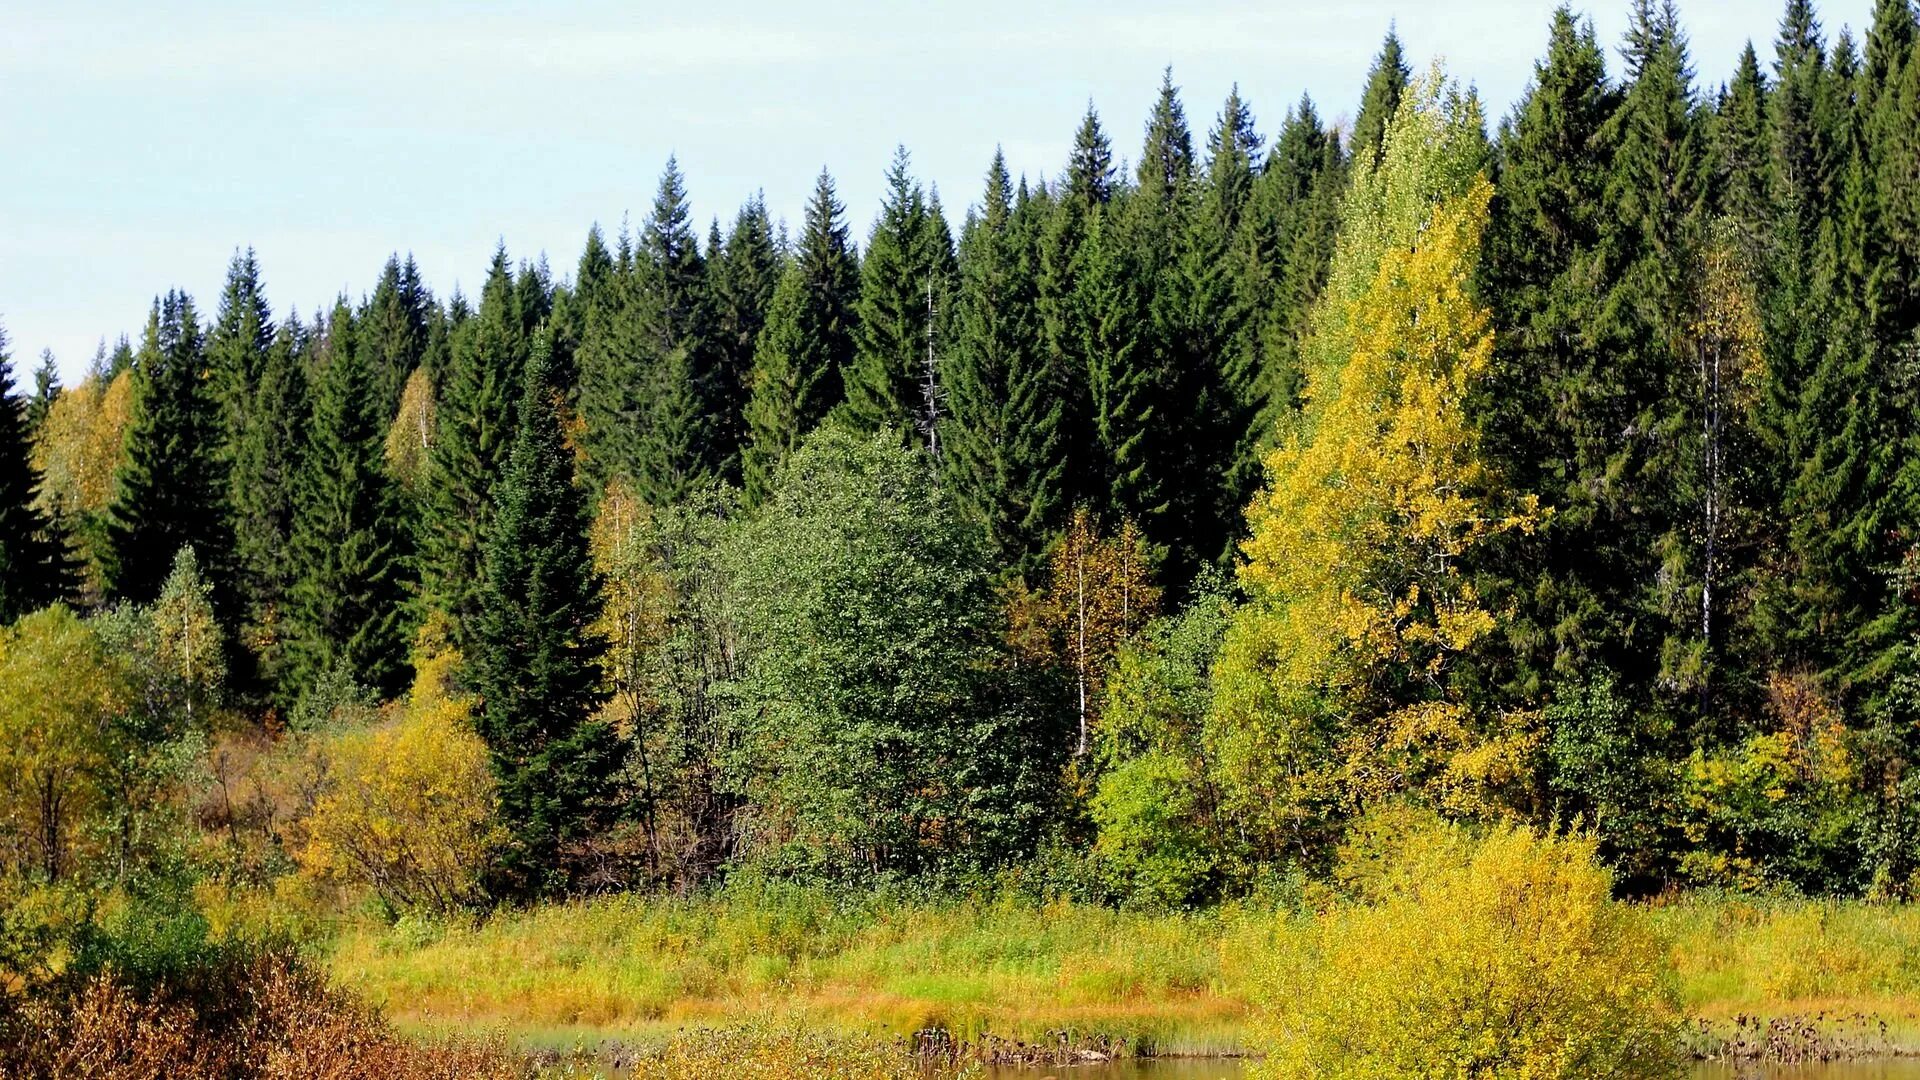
[359,254,434,415]
[1713,43,1773,242]
[106,291,230,606]
[1036,104,1114,509]
[470,336,620,892]
[628,158,722,505]
[284,299,410,702]
[1351,29,1411,170]
[841,147,955,441]
[709,197,783,484]
[0,323,70,621]
[26,350,59,436]
[742,168,859,503]
[421,247,527,648]
[228,314,310,691]
[942,152,1062,576]
[727,428,1064,878]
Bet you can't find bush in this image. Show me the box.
[627,1024,977,1080]
[1251,811,1683,1080]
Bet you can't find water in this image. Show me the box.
[981,1061,1920,1079]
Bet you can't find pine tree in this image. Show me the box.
[360,254,434,416]
[421,246,526,648]
[1351,28,1411,170]
[0,321,70,621]
[1473,6,1625,699]
[470,334,620,890]
[285,298,409,701]
[629,157,720,505]
[842,147,955,437]
[742,168,859,502]
[26,350,59,436]
[710,196,782,484]
[943,151,1061,576]
[106,291,231,606]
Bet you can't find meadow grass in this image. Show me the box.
[321,886,1920,1059]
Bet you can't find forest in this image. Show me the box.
[4,0,1920,1073]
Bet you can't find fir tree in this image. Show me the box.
[0,322,70,621]
[421,246,526,648]
[1037,105,1115,507]
[229,312,311,692]
[26,350,59,436]
[710,196,782,484]
[285,298,409,701]
[943,151,1061,576]
[629,157,720,505]
[742,168,859,502]
[1714,43,1774,242]
[106,291,231,605]
[1351,28,1411,170]
[470,334,621,890]
[842,147,955,438]
[360,254,434,415]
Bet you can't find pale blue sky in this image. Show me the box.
[1,0,1875,386]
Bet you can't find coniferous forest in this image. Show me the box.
[8,7,1920,1051]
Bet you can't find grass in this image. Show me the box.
[317,886,1920,1060]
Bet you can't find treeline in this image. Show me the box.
[5,0,1920,909]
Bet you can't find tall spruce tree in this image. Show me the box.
[421,246,527,648]
[26,349,59,437]
[628,158,721,505]
[470,334,621,890]
[943,151,1061,576]
[710,196,783,485]
[1714,43,1775,243]
[229,312,311,692]
[1351,29,1412,170]
[742,168,860,502]
[106,291,230,605]
[1037,104,1114,507]
[285,298,409,700]
[0,321,70,621]
[360,254,434,416]
[842,147,955,438]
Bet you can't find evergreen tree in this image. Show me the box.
[1066,102,1117,206]
[943,151,1061,576]
[629,158,721,505]
[710,196,782,484]
[1037,104,1115,507]
[26,350,59,436]
[207,250,275,463]
[0,322,70,621]
[1351,28,1412,170]
[470,334,621,890]
[421,247,527,648]
[742,168,859,502]
[1715,44,1774,242]
[285,298,409,701]
[842,147,955,438]
[360,254,434,415]
[229,313,311,691]
[106,291,230,605]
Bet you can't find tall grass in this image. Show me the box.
[324,886,1920,1060]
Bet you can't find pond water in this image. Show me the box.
[981,1062,1920,1079]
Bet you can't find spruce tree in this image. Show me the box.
[106,291,231,605]
[0,322,69,621]
[1714,43,1774,242]
[230,312,311,691]
[710,196,782,484]
[1037,104,1114,507]
[360,254,434,416]
[470,334,621,890]
[1351,29,1411,170]
[285,298,409,701]
[629,158,720,505]
[742,168,859,502]
[421,247,526,648]
[208,250,275,460]
[842,147,955,437]
[26,349,59,436]
[943,151,1061,576]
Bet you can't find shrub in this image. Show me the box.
[627,1024,977,1080]
[1252,811,1683,1080]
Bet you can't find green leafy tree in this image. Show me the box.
[727,428,1062,877]
[469,335,621,891]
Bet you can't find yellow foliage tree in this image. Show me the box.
[382,366,436,494]
[0,606,128,883]
[1252,813,1682,1080]
[30,371,133,596]
[1210,70,1538,858]
[295,625,502,913]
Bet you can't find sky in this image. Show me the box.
[0,0,1878,388]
